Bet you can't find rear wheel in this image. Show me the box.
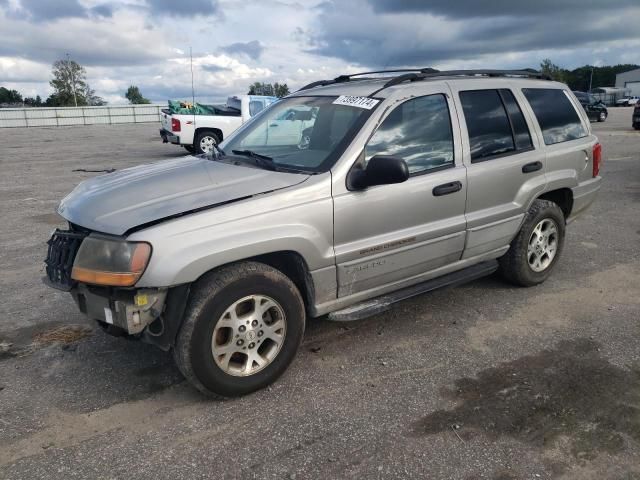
[173,262,305,398]
[194,130,221,155]
[499,199,566,287]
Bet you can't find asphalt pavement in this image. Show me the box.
[0,107,639,479]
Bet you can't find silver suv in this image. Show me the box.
[44,69,602,397]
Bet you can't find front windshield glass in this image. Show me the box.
[221,96,378,173]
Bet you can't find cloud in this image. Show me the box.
[221,40,265,60]
[369,0,639,17]
[307,0,640,69]
[145,0,220,17]
[0,9,167,66]
[1,0,639,105]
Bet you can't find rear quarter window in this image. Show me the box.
[522,88,587,145]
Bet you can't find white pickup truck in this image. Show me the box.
[160,95,278,154]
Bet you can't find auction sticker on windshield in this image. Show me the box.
[333,96,380,110]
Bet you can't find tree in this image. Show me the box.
[48,57,104,106]
[0,86,23,104]
[24,95,43,107]
[273,82,290,98]
[125,85,151,104]
[539,59,568,83]
[247,82,290,98]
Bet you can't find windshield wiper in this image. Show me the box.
[231,149,277,171]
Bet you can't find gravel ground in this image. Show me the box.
[0,108,639,479]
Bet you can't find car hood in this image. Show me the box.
[58,156,309,235]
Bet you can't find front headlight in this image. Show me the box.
[71,236,152,287]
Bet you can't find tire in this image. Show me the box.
[499,199,566,287]
[194,130,221,155]
[597,111,607,122]
[183,144,195,154]
[173,262,305,398]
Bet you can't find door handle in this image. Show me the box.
[522,161,542,173]
[269,124,279,127]
[432,181,462,196]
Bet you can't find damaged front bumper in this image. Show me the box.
[71,284,167,335]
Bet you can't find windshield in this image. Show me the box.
[220,96,378,173]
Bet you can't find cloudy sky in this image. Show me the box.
[1,0,639,104]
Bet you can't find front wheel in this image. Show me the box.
[598,111,607,122]
[499,199,566,287]
[173,262,305,398]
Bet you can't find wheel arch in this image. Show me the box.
[537,188,574,220]
[194,127,223,143]
[192,250,316,314]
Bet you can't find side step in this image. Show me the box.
[327,260,499,322]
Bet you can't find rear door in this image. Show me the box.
[450,85,547,258]
[332,89,467,296]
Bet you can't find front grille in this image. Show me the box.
[44,229,87,291]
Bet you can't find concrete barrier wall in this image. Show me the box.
[0,104,164,128]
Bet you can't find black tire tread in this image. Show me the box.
[173,261,303,398]
[499,199,565,287]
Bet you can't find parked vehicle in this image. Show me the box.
[615,96,639,107]
[160,95,278,154]
[633,100,640,130]
[573,91,608,122]
[45,69,602,397]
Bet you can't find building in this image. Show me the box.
[590,87,630,106]
[615,68,640,96]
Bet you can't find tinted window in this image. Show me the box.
[522,88,587,145]
[460,90,515,161]
[365,94,454,175]
[500,89,533,151]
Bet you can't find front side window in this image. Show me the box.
[522,88,587,145]
[365,94,454,175]
[222,96,377,173]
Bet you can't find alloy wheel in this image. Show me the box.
[211,295,286,376]
[527,218,558,272]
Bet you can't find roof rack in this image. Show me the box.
[298,68,551,95]
[297,68,439,91]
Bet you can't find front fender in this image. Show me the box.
[128,175,334,287]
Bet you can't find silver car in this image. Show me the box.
[44,69,602,397]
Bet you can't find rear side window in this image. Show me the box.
[500,90,533,151]
[249,100,265,116]
[460,89,532,162]
[365,94,454,175]
[522,88,587,145]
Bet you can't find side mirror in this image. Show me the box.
[350,155,409,190]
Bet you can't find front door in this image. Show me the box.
[333,91,467,297]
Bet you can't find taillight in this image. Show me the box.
[592,143,602,177]
[171,118,181,132]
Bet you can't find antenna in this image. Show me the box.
[190,46,196,133]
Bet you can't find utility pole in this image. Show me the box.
[588,67,594,92]
[66,53,78,107]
